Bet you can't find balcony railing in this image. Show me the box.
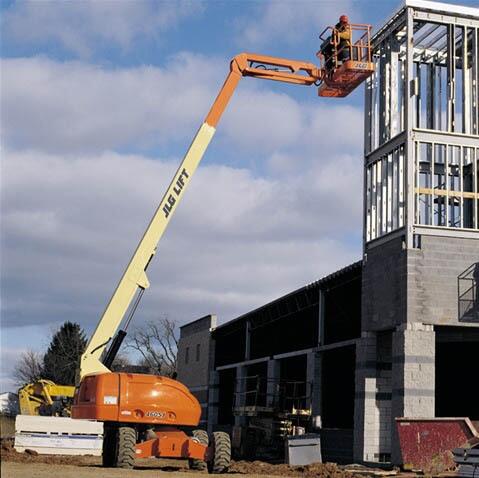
[458,263,479,323]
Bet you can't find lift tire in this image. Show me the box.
[115,426,136,469]
[208,431,231,474]
[189,429,209,471]
[102,425,118,467]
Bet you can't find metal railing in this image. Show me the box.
[233,375,312,415]
[458,262,479,322]
[317,23,372,72]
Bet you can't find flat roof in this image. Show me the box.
[373,0,479,46]
[405,0,479,17]
[214,260,362,333]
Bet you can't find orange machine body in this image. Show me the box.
[72,372,201,426]
[135,427,211,460]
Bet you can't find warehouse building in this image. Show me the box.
[178,0,479,465]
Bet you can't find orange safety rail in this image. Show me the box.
[316,23,374,97]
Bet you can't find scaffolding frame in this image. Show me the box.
[364,0,479,247]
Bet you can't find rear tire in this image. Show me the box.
[189,429,209,471]
[116,426,136,469]
[102,425,118,467]
[208,431,231,474]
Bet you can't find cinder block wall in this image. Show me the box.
[362,236,407,332]
[177,315,217,424]
[408,236,479,325]
[356,234,479,463]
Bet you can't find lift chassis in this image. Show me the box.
[72,22,373,471]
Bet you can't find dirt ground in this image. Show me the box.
[0,439,372,478]
[0,439,458,478]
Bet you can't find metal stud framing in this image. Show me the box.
[364,0,479,246]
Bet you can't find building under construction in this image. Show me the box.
[178,0,479,465]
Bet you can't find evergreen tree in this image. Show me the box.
[43,321,87,385]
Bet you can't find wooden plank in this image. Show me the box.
[415,187,479,199]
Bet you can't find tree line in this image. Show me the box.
[14,318,179,387]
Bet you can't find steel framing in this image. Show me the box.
[364,0,479,246]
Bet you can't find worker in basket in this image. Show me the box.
[320,15,352,72]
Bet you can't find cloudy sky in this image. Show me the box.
[1,0,475,392]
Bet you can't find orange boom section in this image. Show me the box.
[72,373,201,426]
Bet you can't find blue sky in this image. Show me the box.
[1,0,476,392]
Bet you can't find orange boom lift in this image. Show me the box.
[72,21,374,471]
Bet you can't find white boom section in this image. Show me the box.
[80,123,216,378]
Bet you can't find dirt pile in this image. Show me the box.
[230,460,364,478]
[1,439,98,466]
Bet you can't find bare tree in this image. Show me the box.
[110,353,132,372]
[127,318,178,377]
[14,350,43,385]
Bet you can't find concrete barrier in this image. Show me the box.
[14,415,103,455]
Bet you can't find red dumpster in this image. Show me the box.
[396,417,479,471]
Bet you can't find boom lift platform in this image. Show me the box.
[72,20,374,472]
[317,23,373,97]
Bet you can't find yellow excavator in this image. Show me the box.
[18,380,75,417]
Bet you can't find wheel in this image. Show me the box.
[115,426,136,469]
[208,431,231,474]
[102,425,118,467]
[189,429,209,471]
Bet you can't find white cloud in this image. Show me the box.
[1,148,361,335]
[1,55,225,153]
[0,53,365,390]
[236,0,360,49]
[1,56,364,158]
[1,0,203,57]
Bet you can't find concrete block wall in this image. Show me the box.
[391,323,435,464]
[362,236,407,332]
[207,370,219,434]
[408,236,479,325]
[358,233,478,462]
[376,332,392,461]
[177,315,217,424]
[354,332,379,462]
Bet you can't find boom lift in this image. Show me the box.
[72,22,373,471]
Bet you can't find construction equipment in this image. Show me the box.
[18,380,75,417]
[72,21,374,471]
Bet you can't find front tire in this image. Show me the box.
[208,431,231,474]
[116,426,136,469]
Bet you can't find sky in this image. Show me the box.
[1,0,477,393]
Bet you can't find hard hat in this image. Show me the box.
[339,15,349,23]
